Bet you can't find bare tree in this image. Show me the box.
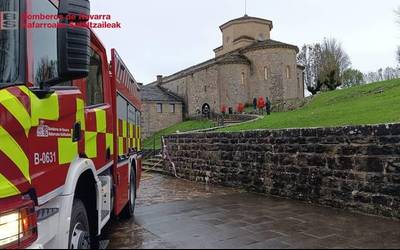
[378,68,384,81]
[297,44,323,95]
[397,47,400,64]
[318,38,351,90]
[397,6,400,25]
[396,7,400,64]
[364,68,400,83]
[35,57,57,84]
[298,38,351,95]
[383,67,400,80]
[364,72,379,83]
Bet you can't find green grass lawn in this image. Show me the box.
[143,119,215,150]
[220,79,400,132]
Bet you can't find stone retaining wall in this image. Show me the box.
[164,123,400,219]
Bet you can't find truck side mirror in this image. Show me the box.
[59,0,90,21]
[57,0,91,82]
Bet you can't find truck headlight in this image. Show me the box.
[0,212,21,247]
[0,198,37,249]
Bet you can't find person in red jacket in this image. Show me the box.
[257,97,266,114]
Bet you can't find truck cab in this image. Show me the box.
[0,0,142,248]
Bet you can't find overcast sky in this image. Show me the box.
[91,0,400,84]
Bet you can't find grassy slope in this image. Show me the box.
[220,79,400,132]
[143,119,214,149]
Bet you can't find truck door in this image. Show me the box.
[25,0,87,199]
[80,45,114,173]
[115,94,130,211]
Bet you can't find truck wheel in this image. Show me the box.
[69,199,91,249]
[121,168,136,219]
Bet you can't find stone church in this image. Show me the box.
[142,15,304,138]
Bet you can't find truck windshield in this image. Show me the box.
[0,0,19,85]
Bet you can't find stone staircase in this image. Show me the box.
[142,155,168,174]
[212,114,258,127]
[223,119,243,125]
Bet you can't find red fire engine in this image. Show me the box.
[0,0,142,248]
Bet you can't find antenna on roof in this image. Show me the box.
[244,0,247,16]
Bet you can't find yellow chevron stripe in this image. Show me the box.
[118,137,124,155]
[0,173,20,199]
[0,90,31,136]
[58,138,78,165]
[117,120,120,136]
[76,98,86,130]
[106,133,114,155]
[18,86,30,97]
[18,86,60,126]
[122,120,127,137]
[30,92,59,127]
[85,131,97,158]
[95,109,106,133]
[129,123,133,139]
[0,126,30,183]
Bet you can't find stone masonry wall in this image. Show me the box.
[162,65,220,116]
[164,123,400,219]
[160,48,303,118]
[243,48,302,101]
[141,101,183,139]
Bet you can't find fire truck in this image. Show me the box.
[0,0,142,248]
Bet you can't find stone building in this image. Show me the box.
[142,15,304,137]
[141,85,184,139]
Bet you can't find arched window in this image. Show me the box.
[297,76,301,92]
[286,66,291,79]
[241,72,245,85]
[264,67,269,80]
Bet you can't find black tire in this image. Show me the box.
[121,166,136,219]
[69,199,91,249]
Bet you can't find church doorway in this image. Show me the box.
[202,103,211,118]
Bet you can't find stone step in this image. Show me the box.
[142,165,169,175]
[144,161,162,165]
[142,155,172,175]
[143,158,164,167]
[145,157,163,163]
[143,161,163,167]
[142,162,163,168]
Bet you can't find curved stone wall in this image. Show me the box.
[244,48,303,101]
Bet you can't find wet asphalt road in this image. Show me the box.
[104,173,400,249]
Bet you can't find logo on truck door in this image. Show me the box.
[0,11,18,30]
[36,125,49,137]
[37,124,72,138]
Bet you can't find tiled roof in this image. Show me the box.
[220,15,273,30]
[241,39,299,53]
[148,39,299,85]
[141,85,184,103]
